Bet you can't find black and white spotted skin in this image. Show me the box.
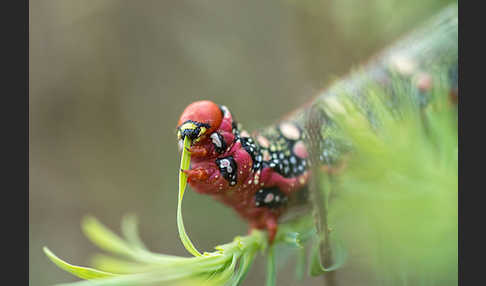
[210,132,227,154]
[212,105,311,212]
[240,137,263,171]
[254,187,288,209]
[230,119,309,179]
[215,156,238,186]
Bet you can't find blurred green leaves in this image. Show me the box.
[44,214,318,286]
[320,72,458,285]
[44,215,260,286]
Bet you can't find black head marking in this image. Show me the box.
[177,120,211,141]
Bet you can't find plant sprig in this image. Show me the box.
[44,213,315,286]
[177,136,202,257]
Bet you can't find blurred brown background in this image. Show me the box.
[29,1,453,285]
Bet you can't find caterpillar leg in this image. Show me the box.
[265,213,279,244]
[183,167,210,182]
[248,212,278,244]
[188,145,208,158]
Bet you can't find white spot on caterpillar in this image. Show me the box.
[220,159,232,173]
[240,130,250,138]
[279,122,300,140]
[264,193,274,203]
[221,105,231,118]
[257,136,270,148]
[210,133,222,148]
[390,55,416,76]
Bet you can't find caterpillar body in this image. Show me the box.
[177,100,318,243]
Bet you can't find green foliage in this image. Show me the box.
[44,214,316,286]
[320,71,458,285]
[265,246,276,286]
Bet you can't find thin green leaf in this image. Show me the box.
[90,254,154,274]
[179,136,191,201]
[265,246,276,286]
[83,216,182,264]
[43,247,117,280]
[309,235,347,276]
[82,216,136,258]
[205,254,238,286]
[282,232,303,248]
[53,272,168,286]
[295,246,306,281]
[57,256,231,286]
[230,250,257,286]
[177,136,202,256]
[121,214,148,251]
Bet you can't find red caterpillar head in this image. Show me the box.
[177,100,235,158]
[177,100,222,142]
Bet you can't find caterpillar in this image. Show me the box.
[177,100,319,243]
